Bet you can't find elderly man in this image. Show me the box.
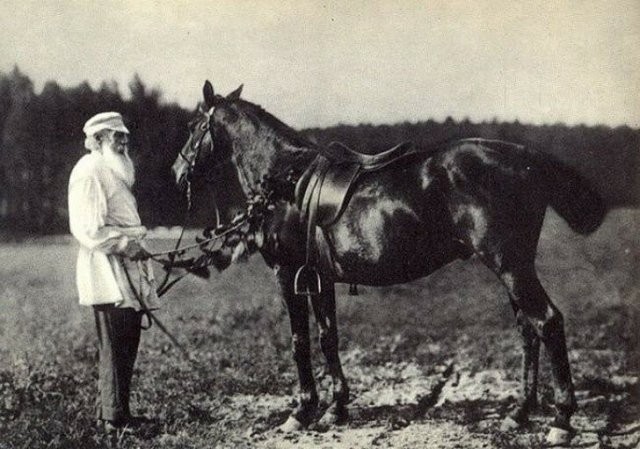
[68,112,158,433]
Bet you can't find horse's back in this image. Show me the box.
[324,139,551,283]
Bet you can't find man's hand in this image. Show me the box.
[123,241,151,261]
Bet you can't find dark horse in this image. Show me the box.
[172,81,605,444]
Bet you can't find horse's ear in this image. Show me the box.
[227,84,243,101]
[203,81,215,108]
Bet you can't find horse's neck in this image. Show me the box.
[230,126,316,195]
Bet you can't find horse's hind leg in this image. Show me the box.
[276,266,319,431]
[310,281,349,427]
[499,267,576,443]
[502,302,541,430]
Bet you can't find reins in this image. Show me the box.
[149,219,247,260]
[121,258,203,368]
[121,195,256,366]
[116,108,220,364]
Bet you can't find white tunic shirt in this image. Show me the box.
[68,152,159,310]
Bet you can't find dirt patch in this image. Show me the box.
[254,422,497,449]
[211,347,640,449]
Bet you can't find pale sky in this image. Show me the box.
[1,0,638,128]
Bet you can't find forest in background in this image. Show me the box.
[0,67,637,234]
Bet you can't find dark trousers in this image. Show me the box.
[93,305,142,423]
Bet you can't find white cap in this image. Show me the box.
[83,112,130,136]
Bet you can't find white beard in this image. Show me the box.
[102,146,136,188]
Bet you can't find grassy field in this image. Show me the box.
[0,209,638,448]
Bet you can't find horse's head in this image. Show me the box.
[172,80,243,191]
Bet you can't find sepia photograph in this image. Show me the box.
[0,1,638,448]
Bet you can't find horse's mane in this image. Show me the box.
[235,99,317,150]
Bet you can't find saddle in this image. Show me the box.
[295,141,416,226]
[293,141,418,296]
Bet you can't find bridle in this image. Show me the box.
[178,107,215,210]
[147,104,254,286]
[179,108,214,165]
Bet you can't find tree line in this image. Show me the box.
[0,67,191,234]
[0,67,637,235]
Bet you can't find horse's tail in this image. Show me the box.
[533,152,606,234]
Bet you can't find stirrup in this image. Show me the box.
[294,264,322,296]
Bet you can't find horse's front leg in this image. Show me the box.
[310,280,350,427]
[276,266,319,431]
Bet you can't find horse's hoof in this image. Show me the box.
[316,411,335,429]
[545,426,575,446]
[317,406,348,428]
[279,416,303,433]
[500,415,521,432]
